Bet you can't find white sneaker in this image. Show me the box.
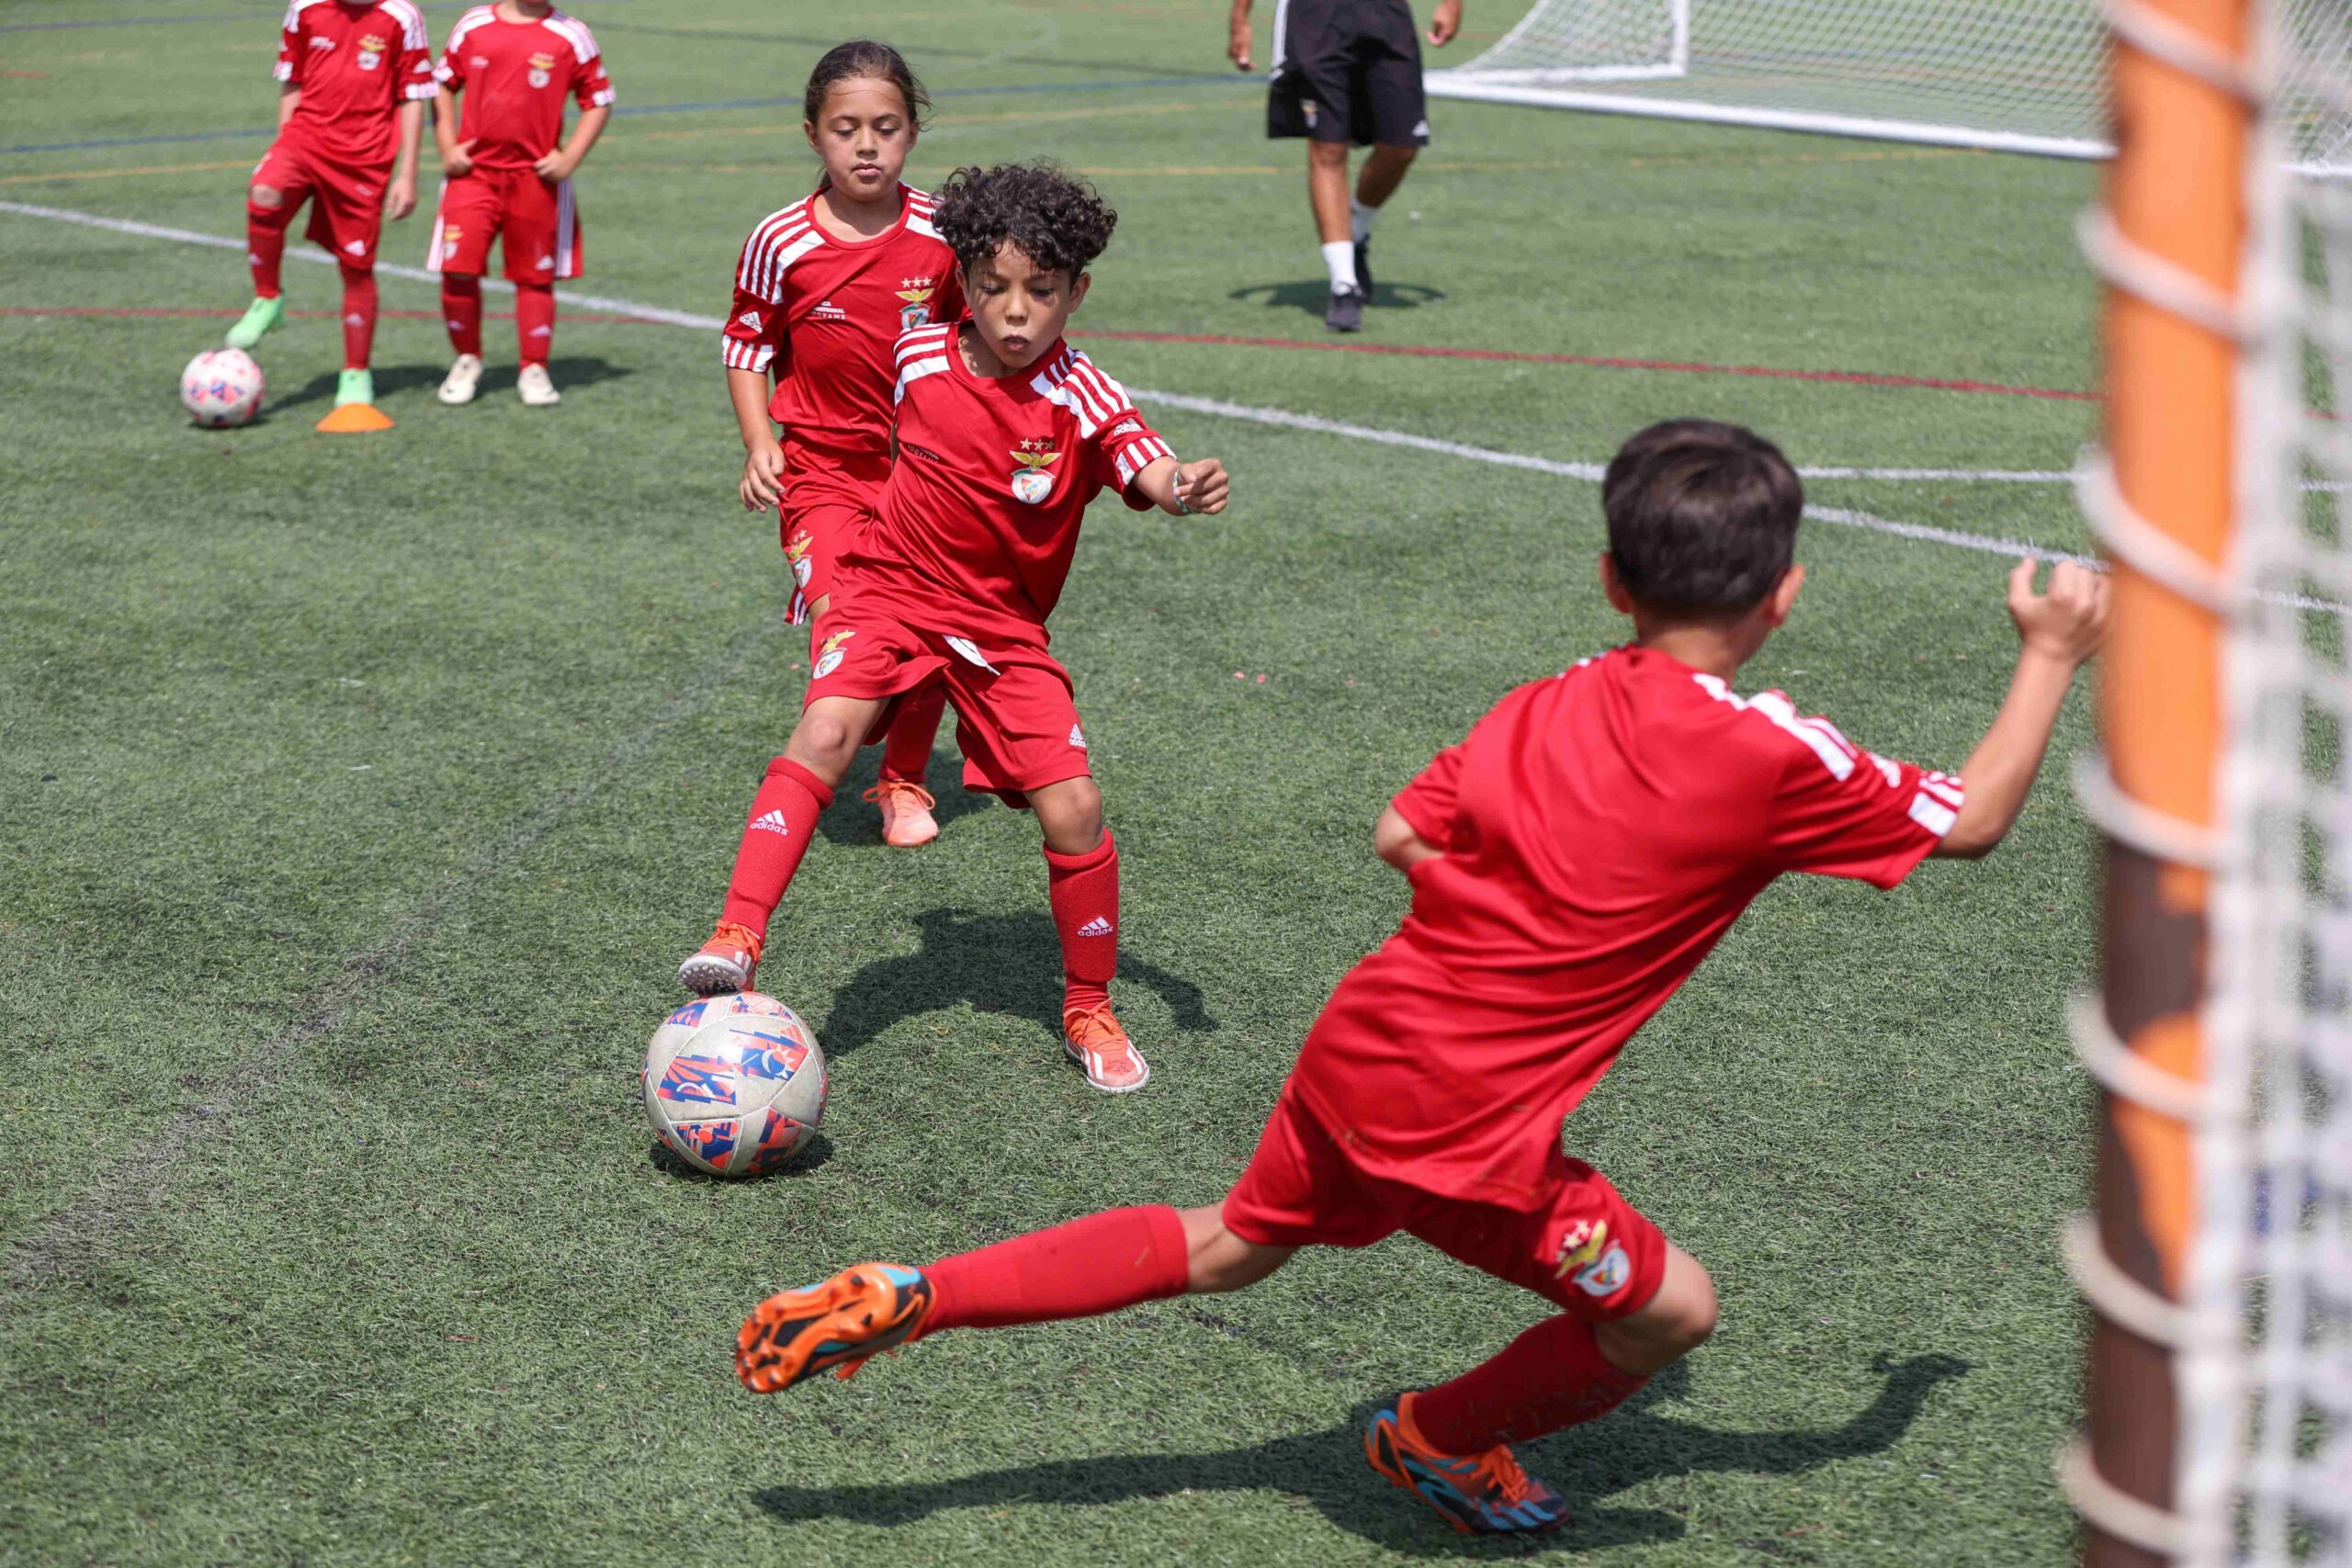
[516,363,560,407]
[437,353,483,406]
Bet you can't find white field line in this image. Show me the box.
[6,197,2343,608]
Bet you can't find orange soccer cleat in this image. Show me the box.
[1063,1002,1150,1093]
[862,778,939,848]
[678,919,763,996]
[736,1263,935,1393]
[1363,1393,1568,1536]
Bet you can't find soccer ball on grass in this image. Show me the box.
[181,348,266,428]
[642,992,827,1177]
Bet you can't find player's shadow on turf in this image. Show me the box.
[647,1130,833,1180]
[816,907,1219,1060]
[1228,279,1446,317]
[748,1353,1968,1555]
[817,746,994,848]
[267,363,447,414]
[269,357,631,413]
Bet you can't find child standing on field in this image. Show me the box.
[425,0,615,408]
[226,0,436,419]
[681,163,1232,1097]
[730,420,2109,1537]
[720,41,964,851]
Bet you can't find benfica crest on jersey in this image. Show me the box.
[1010,439,1059,504]
[527,51,556,88]
[896,276,937,333]
[357,31,387,69]
[812,628,855,679]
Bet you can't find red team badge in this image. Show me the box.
[1010,439,1060,505]
[896,276,939,332]
[812,629,855,680]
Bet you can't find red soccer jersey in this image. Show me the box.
[435,5,615,170]
[842,328,1175,637]
[1290,646,1965,1210]
[274,0,435,165]
[719,186,964,459]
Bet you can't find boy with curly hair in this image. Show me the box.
[729,420,2109,1537]
[680,163,1231,1095]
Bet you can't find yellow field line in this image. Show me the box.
[0,158,254,187]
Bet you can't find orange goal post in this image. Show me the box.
[2065,0,2352,1564]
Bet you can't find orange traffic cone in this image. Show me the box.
[315,401,395,434]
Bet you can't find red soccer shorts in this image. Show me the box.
[801,592,1092,807]
[253,137,390,267]
[1222,1085,1668,1321]
[426,165,582,285]
[780,446,890,626]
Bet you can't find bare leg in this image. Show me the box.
[1354,141,1418,210]
[1307,139,1353,243]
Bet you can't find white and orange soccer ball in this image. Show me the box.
[642,992,828,1178]
[180,348,266,428]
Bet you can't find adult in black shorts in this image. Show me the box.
[1230,0,1461,332]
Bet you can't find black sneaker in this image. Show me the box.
[1326,284,1366,333]
[1353,237,1374,301]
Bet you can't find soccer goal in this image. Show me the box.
[1428,0,2352,166]
[2064,0,2352,1563]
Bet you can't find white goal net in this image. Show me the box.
[1430,0,2352,165]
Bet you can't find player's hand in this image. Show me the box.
[2007,557,2109,666]
[533,148,576,185]
[443,138,477,178]
[1228,14,1253,71]
[1173,457,1228,516]
[741,439,787,513]
[386,173,417,221]
[1429,0,1463,47]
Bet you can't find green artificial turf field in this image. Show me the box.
[0,3,2107,1562]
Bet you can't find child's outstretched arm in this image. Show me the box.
[1133,456,1229,517]
[1933,558,2109,859]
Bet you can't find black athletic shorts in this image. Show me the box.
[1267,0,1430,148]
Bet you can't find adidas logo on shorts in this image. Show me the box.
[1068,724,1087,750]
[1076,917,1114,938]
[749,808,790,837]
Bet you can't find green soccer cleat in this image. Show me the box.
[224,294,284,351]
[334,367,375,408]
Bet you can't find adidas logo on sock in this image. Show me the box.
[749,808,790,837]
[528,324,552,337]
[1076,916,1114,938]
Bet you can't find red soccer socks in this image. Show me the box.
[515,280,556,367]
[441,274,484,357]
[1044,829,1118,1014]
[337,263,378,370]
[880,680,947,786]
[718,757,836,934]
[1410,1314,1649,1454]
[245,198,289,299]
[925,1204,1190,1333]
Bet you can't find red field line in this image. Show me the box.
[1067,327,2101,403]
[6,306,2101,403]
[0,306,646,323]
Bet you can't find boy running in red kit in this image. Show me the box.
[722,41,965,848]
[730,421,2109,1536]
[426,0,614,408]
[226,0,435,419]
[679,163,1231,1096]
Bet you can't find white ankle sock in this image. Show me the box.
[1321,239,1359,292]
[1351,197,1377,244]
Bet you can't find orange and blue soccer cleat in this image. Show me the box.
[862,779,940,848]
[1363,1393,1569,1536]
[736,1263,934,1393]
[678,919,763,996]
[1064,1002,1150,1093]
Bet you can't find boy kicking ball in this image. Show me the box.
[731,420,2108,1535]
[679,164,1229,1095]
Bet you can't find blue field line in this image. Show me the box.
[0,0,623,33]
[2,73,1250,157]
